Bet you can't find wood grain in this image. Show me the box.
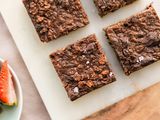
[83,82,160,120]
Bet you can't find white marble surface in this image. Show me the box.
[0,14,50,120]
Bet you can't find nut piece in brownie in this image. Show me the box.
[104,5,160,75]
[94,0,137,16]
[23,0,89,42]
[50,34,116,101]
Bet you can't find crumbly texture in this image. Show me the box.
[94,0,137,16]
[23,0,89,42]
[50,34,116,101]
[104,5,160,75]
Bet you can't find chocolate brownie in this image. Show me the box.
[50,34,116,101]
[94,0,137,16]
[104,5,160,75]
[23,0,89,42]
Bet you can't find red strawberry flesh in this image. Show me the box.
[0,61,17,106]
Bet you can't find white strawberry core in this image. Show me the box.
[8,70,17,105]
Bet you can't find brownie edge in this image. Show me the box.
[104,5,160,75]
[23,0,89,42]
[50,34,116,101]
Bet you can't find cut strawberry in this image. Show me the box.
[0,61,17,106]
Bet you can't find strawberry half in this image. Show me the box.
[0,61,17,106]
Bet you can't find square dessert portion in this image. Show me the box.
[50,34,116,101]
[94,0,137,17]
[23,0,89,42]
[104,5,160,75]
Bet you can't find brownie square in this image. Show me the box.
[50,34,116,101]
[104,5,160,75]
[23,0,89,42]
[94,0,137,17]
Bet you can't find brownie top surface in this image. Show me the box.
[105,6,160,75]
[50,34,116,100]
[23,0,89,42]
[94,0,137,16]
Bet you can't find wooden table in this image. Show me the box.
[84,82,160,120]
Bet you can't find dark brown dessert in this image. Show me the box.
[94,0,137,17]
[23,0,89,42]
[50,34,116,101]
[104,5,160,75]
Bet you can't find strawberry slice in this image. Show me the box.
[0,61,17,106]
